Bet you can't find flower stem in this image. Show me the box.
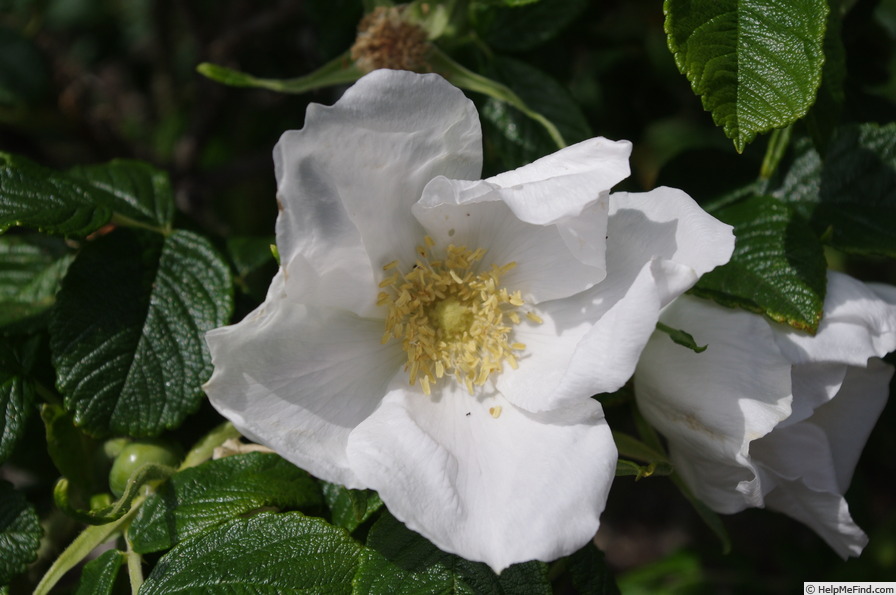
[178,421,241,470]
[758,125,793,184]
[126,535,144,595]
[33,496,144,595]
[428,47,567,149]
[197,52,363,95]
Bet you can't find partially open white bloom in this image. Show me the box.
[635,273,896,557]
[204,69,734,572]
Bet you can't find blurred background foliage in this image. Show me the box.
[2,0,896,592]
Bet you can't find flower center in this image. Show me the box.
[377,236,541,395]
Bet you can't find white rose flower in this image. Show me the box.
[204,69,734,572]
[635,272,896,557]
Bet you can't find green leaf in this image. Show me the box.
[0,480,42,585]
[226,236,277,299]
[75,549,125,595]
[693,195,827,332]
[472,0,588,52]
[321,482,382,532]
[615,459,673,479]
[50,228,233,436]
[140,512,362,594]
[803,0,845,153]
[67,160,175,230]
[0,337,38,464]
[129,452,323,553]
[612,431,669,465]
[356,511,552,594]
[41,403,100,497]
[565,542,619,595]
[772,123,896,257]
[0,234,74,331]
[655,322,706,353]
[479,56,592,169]
[0,152,113,237]
[664,0,828,151]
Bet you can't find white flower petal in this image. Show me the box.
[274,70,482,316]
[634,296,793,512]
[498,260,664,410]
[608,187,735,305]
[751,422,869,558]
[772,271,896,367]
[345,382,616,573]
[495,187,735,411]
[801,359,892,491]
[204,293,404,488]
[764,482,868,559]
[412,179,607,303]
[780,363,847,428]
[471,137,631,225]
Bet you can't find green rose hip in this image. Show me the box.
[108,439,181,497]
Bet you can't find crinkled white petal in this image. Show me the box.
[495,187,735,411]
[780,363,847,428]
[412,179,607,303]
[273,70,482,316]
[204,286,404,488]
[799,359,892,492]
[445,137,632,226]
[772,271,896,367]
[608,187,735,306]
[344,381,616,573]
[634,296,793,512]
[751,421,869,558]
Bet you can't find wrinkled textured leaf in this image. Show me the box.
[68,160,175,229]
[0,153,112,237]
[0,481,41,585]
[50,228,233,436]
[0,234,73,331]
[0,337,38,464]
[473,0,588,52]
[773,123,896,256]
[480,56,592,169]
[665,0,828,151]
[356,512,551,594]
[130,452,323,553]
[694,195,827,332]
[566,542,619,595]
[321,482,382,533]
[75,549,125,595]
[140,512,362,594]
[803,0,845,153]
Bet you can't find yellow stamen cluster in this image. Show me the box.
[377,236,535,395]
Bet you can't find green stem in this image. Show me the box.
[125,535,144,595]
[428,47,567,150]
[33,380,62,406]
[33,496,144,595]
[179,421,241,470]
[110,213,171,236]
[758,125,793,184]
[197,52,363,95]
